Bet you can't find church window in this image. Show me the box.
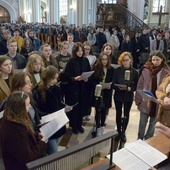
[153,0,166,12]
[59,0,67,16]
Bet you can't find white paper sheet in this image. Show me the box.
[100,82,112,89]
[107,148,150,170]
[125,139,167,167]
[40,109,69,140]
[107,139,167,170]
[0,110,4,119]
[114,83,126,88]
[80,71,94,79]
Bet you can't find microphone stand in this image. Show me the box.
[119,80,128,149]
[91,95,102,138]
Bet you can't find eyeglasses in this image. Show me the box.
[123,59,130,62]
[84,48,90,50]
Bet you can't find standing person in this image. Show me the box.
[10,71,41,132]
[113,52,138,142]
[27,29,40,51]
[67,33,75,55]
[139,28,150,67]
[96,27,107,53]
[155,73,170,127]
[24,54,44,87]
[0,56,14,104]
[121,35,132,53]
[20,38,34,62]
[0,91,47,170]
[108,29,120,54]
[33,66,70,154]
[56,41,71,72]
[150,34,164,52]
[12,28,24,53]
[6,39,26,70]
[87,29,96,46]
[131,32,141,69]
[0,30,11,55]
[163,31,170,61]
[40,44,58,68]
[83,41,97,68]
[102,43,117,64]
[83,41,96,121]
[92,51,114,136]
[63,42,91,134]
[135,50,169,140]
[56,41,71,100]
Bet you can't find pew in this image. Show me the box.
[26,131,117,170]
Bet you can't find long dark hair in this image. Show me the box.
[38,65,59,102]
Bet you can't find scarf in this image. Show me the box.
[142,62,163,117]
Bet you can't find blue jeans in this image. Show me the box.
[47,138,60,155]
[138,112,156,140]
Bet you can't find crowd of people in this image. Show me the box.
[0,22,170,169]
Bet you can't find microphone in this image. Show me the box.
[124,70,130,81]
[94,84,102,98]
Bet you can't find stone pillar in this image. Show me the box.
[46,0,59,24]
[28,0,33,22]
[32,0,41,22]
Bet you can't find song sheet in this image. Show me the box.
[40,109,69,140]
[100,82,112,89]
[114,83,126,88]
[107,139,167,170]
[137,90,157,103]
[80,71,94,79]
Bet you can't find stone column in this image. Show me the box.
[46,0,59,24]
[32,0,41,22]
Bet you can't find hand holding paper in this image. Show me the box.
[80,71,94,80]
[40,109,69,140]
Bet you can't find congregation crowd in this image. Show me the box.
[0,22,170,169]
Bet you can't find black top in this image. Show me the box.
[112,66,138,102]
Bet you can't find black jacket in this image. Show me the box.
[112,66,138,102]
[91,66,114,109]
[32,85,66,139]
[6,53,26,69]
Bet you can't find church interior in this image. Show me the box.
[0,0,170,170]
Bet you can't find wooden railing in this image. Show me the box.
[116,3,150,36]
[26,131,117,170]
[96,3,150,37]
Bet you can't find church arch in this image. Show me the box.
[0,5,10,23]
[0,0,17,23]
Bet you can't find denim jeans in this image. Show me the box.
[138,112,156,140]
[47,138,60,155]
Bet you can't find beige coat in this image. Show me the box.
[0,76,10,104]
[156,73,170,127]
